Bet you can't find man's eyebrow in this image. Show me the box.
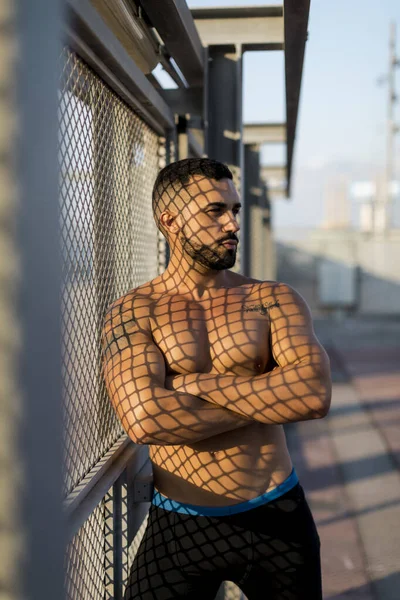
[205,202,242,209]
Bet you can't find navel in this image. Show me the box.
[254,359,263,372]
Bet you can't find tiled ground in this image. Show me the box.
[286,317,400,600]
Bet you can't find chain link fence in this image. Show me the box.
[59,43,248,600]
[59,47,165,598]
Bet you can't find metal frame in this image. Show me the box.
[192,5,284,50]
[140,0,204,87]
[261,165,287,182]
[284,0,311,195]
[159,88,204,117]
[192,3,311,198]
[65,0,175,134]
[64,436,136,541]
[188,129,204,158]
[243,123,286,145]
[192,6,283,19]
[61,5,178,592]
[16,0,66,597]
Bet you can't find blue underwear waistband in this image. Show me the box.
[152,468,299,517]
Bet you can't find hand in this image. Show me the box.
[164,373,187,391]
[165,372,205,395]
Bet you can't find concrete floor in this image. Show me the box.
[286,317,400,600]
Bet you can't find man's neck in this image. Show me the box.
[162,253,231,297]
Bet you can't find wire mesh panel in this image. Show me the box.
[59,48,163,496]
[59,46,166,599]
[65,502,105,600]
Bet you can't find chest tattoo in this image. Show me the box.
[242,299,280,316]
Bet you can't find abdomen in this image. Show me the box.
[149,423,292,505]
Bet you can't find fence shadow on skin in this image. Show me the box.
[101,167,330,600]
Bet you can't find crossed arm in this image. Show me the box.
[166,286,331,425]
[101,285,331,447]
[102,297,254,446]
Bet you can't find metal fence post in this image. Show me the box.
[16,0,66,598]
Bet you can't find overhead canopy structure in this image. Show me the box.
[140,0,205,87]
[284,0,310,196]
[261,165,287,197]
[243,123,286,145]
[192,1,311,197]
[191,5,284,50]
[66,0,310,197]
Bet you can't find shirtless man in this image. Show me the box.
[102,158,331,600]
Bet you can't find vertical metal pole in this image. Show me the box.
[243,144,261,277]
[203,46,210,157]
[177,115,189,160]
[206,45,242,167]
[163,127,176,267]
[0,1,23,598]
[113,476,124,600]
[261,184,274,280]
[206,44,244,271]
[16,0,65,598]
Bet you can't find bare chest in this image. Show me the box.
[150,294,274,375]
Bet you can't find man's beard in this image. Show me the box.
[180,229,237,271]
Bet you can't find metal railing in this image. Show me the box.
[59,47,165,598]
[59,41,245,600]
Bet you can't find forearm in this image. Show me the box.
[172,363,331,425]
[130,386,255,446]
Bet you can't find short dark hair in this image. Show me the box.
[152,158,233,233]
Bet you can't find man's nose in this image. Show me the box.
[222,211,240,234]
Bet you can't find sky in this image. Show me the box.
[184,0,400,228]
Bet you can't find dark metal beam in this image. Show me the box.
[17,0,66,596]
[243,123,286,144]
[191,6,283,19]
[159,50,188,89]
[243,145,261,277]
[261,165,287,182]
[192,2,310,200]
[140,0,204,87]
[284,0,311,196]
[159,88,203,116]
[65,0,175,133]
[192,6,284,50]
[188,129,204,158]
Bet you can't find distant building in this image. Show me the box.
[321,174,351,230]
[350,177,400,232]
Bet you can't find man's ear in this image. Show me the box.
[160,210,180,235]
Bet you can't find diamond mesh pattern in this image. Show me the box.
[60,47,166,600]
[59,48,163,496]
[65,502,105,600]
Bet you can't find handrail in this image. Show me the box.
[64,434,138,541]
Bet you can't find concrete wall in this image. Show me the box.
[249,206,276,281]
[275,228,400,316]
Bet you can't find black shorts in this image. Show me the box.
[124,481,322,600]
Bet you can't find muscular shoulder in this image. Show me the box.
[104,277,162,324]
[102,281,157,341]
[258,281,304,301]
[101,287,156,362]
[255,281,311,321]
